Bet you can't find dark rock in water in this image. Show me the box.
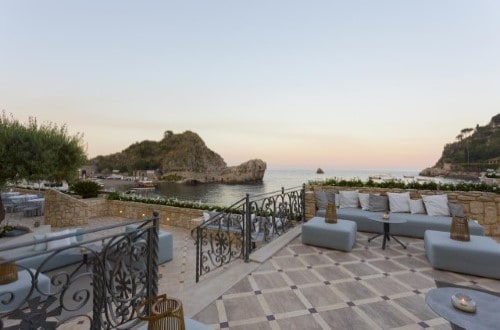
[316,168,324,174]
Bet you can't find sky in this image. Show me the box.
[1,1,499,171]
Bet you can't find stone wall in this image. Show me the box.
[13,189,204,230]
[307,186,500,237]
[44,189,90,227]
[105,200,203,230]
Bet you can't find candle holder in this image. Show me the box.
[451,293,476,313]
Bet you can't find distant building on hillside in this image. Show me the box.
[80,165,97,179]
[133,170,158,181]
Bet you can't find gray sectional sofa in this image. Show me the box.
[14,228,89,272]
[313,189,485,238]
[316,207,485,238]
[12,224,173,272]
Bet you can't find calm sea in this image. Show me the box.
[153,168,434,206]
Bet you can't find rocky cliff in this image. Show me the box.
[420,114,499,179]
[89,131,266,184]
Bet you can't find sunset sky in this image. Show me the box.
[1,1,499,170]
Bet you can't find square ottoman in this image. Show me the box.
[0,268,51,313]
[302,217,357,252]
[424,230,500,279]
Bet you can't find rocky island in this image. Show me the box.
[89,130,266,184]
[420,114,499,180]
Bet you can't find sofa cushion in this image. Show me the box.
[389,213,484,238]
[339,190,359,209]
[422,195,450,216]
[425,230,500,279]
[359,193,372,211]
[448,203,465,217]
[319,207,485,238]
[33,234,47,252]
[387,192,410,213]
[46,230,72,250]
[409,199,426,214]
[336,208,384,233]
[315,190,328,210]
[369,195,388,212]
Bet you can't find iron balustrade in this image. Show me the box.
[193,185,305,282]
[0,212,160,329]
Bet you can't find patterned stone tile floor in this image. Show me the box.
[3,212,500,329]
[192,231,500,330]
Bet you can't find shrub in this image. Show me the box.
[309,178,498,194]
[71,181,102,198]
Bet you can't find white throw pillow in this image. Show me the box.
[422,195,450,216]
[203,212,211,221]
[358,193,371,211]
[339,190,359,209]
[387,192,411,213]
[409,199,426,214]
[46,230,72,250]
[33,234,47,252]
[66,229,78,244]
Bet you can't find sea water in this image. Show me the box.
[155,168,429,206]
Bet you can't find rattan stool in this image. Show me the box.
[136,294,185,330]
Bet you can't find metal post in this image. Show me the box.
[301,184,306,222]
[245,193,250,262]
[195,226,200,283]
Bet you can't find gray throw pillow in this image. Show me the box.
[315,190,328,210]
[369,194,388,212]
[448,203,465,217]
[326,191,336,205]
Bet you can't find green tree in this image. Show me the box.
[0,112,86,186]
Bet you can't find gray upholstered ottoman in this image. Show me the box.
[0,268,51,313]
[302,217,357,252]
[424,230,500,279]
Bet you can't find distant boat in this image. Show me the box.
[136,180,157,188]
[316,168,324,174]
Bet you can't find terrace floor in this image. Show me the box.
[3,212,500,329]
[190,230,500,330]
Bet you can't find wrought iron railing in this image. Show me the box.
[193,185,305,282]
[0,212,160,329]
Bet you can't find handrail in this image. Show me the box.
[193,185,305,282]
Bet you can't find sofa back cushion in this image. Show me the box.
[448,202,465,217]
[422,194,450,216]
[409,199,426,214]
[339,190,359,209]
[315,190,328,210]
[46,230,72,250]
[387,192,410,213]
[369,195,388,212]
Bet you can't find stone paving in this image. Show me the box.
[192,232,500,330]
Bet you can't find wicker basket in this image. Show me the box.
[450,216,470,241]
[0,258,18,284]
[325,203,337,224]
[135,294,185,330]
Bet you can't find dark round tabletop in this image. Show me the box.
[425,287,500,330]
[368,215,407,224]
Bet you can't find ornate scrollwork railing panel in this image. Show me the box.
[0,213,160,330]
[194,185,305,282]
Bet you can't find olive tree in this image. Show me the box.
[0,112,86,187]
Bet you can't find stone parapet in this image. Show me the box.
[44,190,89,227]
[307,185,499,237]
[106,200,204,230]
